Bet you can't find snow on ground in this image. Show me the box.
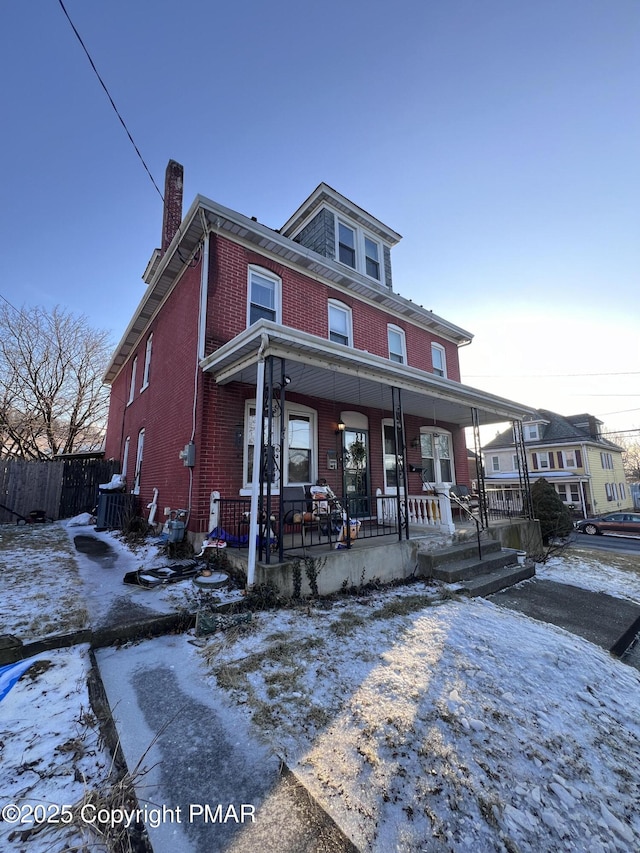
[2,523,640,852]
[538,547,640,604]
[0,524,89,640]
[0,645,112,853]
[196,588,640,852]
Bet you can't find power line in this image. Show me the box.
[57,0,164,202]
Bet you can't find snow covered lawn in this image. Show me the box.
[0,524,88,639]
[2,524,640,852]
[197,567,640,851]
[0,646,112,853]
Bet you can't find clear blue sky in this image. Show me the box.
[1,0,638,434]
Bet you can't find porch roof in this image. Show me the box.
[200,321,535,428]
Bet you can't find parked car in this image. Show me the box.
[575,512,640,536]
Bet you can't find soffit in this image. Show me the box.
[201,321,534,429]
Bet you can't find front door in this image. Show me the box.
[342,429,369,517]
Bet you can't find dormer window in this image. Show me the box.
[524,424,539,441]
[338,223,356,268]
[336,219,383,282]
[364,237,380,280]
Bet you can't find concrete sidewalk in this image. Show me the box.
[95,635,355,853]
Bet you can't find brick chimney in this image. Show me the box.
[161,160,184,253]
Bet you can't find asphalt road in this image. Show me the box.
[568,530,640,555]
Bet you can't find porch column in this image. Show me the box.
[471,407,489,528]
[247,349,266,588]
[513,419,534,519]
[391,386,410,540]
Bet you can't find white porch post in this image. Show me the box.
[247,350,266,589]
[437,484,455,534]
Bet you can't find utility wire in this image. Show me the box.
[57,0,164,202]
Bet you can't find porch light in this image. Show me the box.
[336,419,346,434]
[411,437,421,449]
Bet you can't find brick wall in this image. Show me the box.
[105,230,470,530]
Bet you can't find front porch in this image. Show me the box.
[199,320,538,586]
[211,515,542,598]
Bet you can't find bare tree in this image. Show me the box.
[607,430,640,482]
[0,304,112,459]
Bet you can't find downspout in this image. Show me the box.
[247,332,269,589]
[186,213,211,526]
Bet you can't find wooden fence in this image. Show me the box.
[0,456,120,523]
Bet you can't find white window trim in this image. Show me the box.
[538,451,550,469]
[563,449,577,468]
[524,424,539,441]
[140,333,153,392]
[381,418,405,494]
[127,357,138,405]
[387,324,407,364]
[334,216,384,283]
[133,429,145,495]
[362,231,382,282]
[491,456,500,472]
[241,400,317,494]
[419,427,455,485]
[328,299,353,347]
[122,435,130,479]
[247,266,282,328]
[431,343,447,378]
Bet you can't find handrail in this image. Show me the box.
[438,489,485,561]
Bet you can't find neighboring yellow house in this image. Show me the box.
[482,410,630,518]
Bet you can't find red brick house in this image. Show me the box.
[103,162,533,567]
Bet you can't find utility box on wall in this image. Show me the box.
[179,442,196,467]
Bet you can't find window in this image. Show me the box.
[600,452,614,470]
[563,449,577,468]
[287,414,312,483]
[338,222,356,268]
[335,219,385,281]
[127,357,138,405]
[383,421,404,490]
[364,236,380,280]
[420,430,454,484]
[431,343,446,377]
[248,267,281,326]
[141,334,153,391]
[133,429,145,495]
[513,454,519,470]
[524,424,539,441]
[243,401,316,491]
[387,325,406,364]
[328,300,352,346]
[538,452,550,469]
[122,436,130,479]
[491,456,500,472]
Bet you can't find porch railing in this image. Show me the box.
[376,487,455,534]
[206,488,456,562]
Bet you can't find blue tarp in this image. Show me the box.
[0,657,43,704]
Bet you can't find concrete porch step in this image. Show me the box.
[417,539,503,574]
[458,563,536,598]
[429,550,520,583]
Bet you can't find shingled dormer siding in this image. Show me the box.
[293,208,336,261]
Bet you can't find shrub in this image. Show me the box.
[531,478,573,544]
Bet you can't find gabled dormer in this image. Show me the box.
[521,415,550,442]
[280,183,401,291]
